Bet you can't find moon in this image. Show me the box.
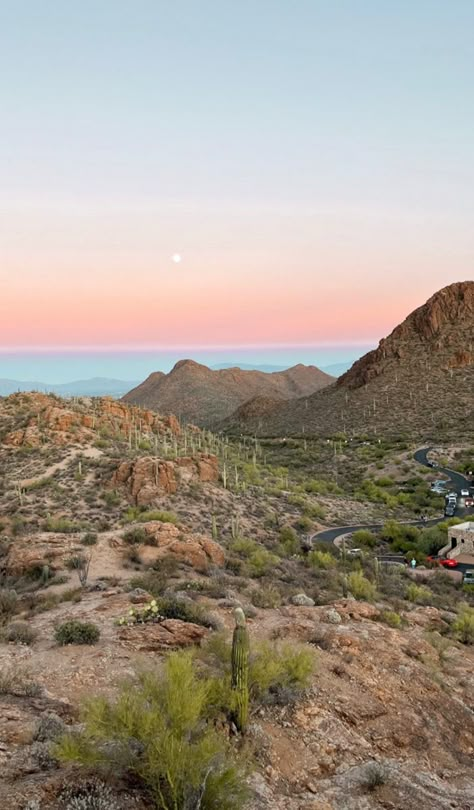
[172,253,182,264]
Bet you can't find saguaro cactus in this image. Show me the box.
[231,607,249,732]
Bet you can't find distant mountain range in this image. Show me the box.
[0,361,352,401]
[211,361,352,375]
[0,377,140,397]
[123,360,334,427]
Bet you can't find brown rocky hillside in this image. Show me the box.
[222,281,474,439]
[123,360,334,428]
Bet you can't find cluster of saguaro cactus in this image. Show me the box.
[231,607,250,732]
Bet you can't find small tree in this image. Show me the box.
[56,652,248,810]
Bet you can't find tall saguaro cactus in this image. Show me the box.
[231,607,249,733]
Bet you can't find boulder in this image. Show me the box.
[118,619,208,650]
[291,593,315,607]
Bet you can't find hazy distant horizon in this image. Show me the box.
[0,344,373,385]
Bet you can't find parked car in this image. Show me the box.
[426,556,459,568]
[463,570,474,585]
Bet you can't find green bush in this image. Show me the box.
[157,597,217,629]
[55,620,100,645]
[55,652,249,810]
[249,641,315,703]
[352,529,377,548]
[44,516,81,533]
[347,571,376,601]
[307,550,337,570]
[251,584,282,609]
[247,548,279,578]
[122,527,147,545]
[278,526,299,556]
[123,507,178,524]
[453,605,474,644]
[81,532,98,546]
[405,583,432,604]
[380,610,402,629]
[200,633,316,706]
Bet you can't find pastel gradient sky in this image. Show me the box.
[1,2,473,374]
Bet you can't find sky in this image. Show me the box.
[1,1,473,381]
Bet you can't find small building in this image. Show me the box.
[446,522,474,558]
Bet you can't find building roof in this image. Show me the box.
[451,522,474,532]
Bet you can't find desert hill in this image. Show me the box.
[123,359,333,428]
[222,281,474,439]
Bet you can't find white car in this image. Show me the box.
[461,488,470,497]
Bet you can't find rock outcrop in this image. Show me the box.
[2,393,181,448]
[125,520,225,572]
[110,454,219,503]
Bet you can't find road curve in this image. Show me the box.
[413,446,470,494]
[310,447,473,575]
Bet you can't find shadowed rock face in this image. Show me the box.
[123,361,334,427]
[221,281,474,439]
[339,281,474,390]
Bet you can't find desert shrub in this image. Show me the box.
[60,778,121,810]
[122,527,147,545]
[200,633,315,707]
[81,532,98,546]
[230,537,258,556]
[102,489,121,507]
[352,529,377,548]
[56,652,249,810]
[55,620,100,646]
[0,587,18,619]
[307,550,337,570]
[5,620,37,645]
[0,664,42,696]
[347,571,376,601]
[251,584,282,609]
[247,548,279,578]
[44,516,81,533]
[380,611,402,629]
[123,596,217,630]
[122,507,178,525]
[278,526,299,556]
[452,605,474,644]
[249,641,315,703]
[137,510,178,524]
[406,583,432,604]
[294,516,312,532]
[66,555,92,587]
[361,761,388,791]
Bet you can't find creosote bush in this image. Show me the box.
[55,620,100,646]
[453,605,474,644]
[347,571,376,601]
[406,583,432,605]
[380,610,402,629]
[55,652,249,810]
[307,550,337,570]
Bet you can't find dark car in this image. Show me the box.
[444,503,456,517]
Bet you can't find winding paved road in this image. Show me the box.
[311,446,473,575]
